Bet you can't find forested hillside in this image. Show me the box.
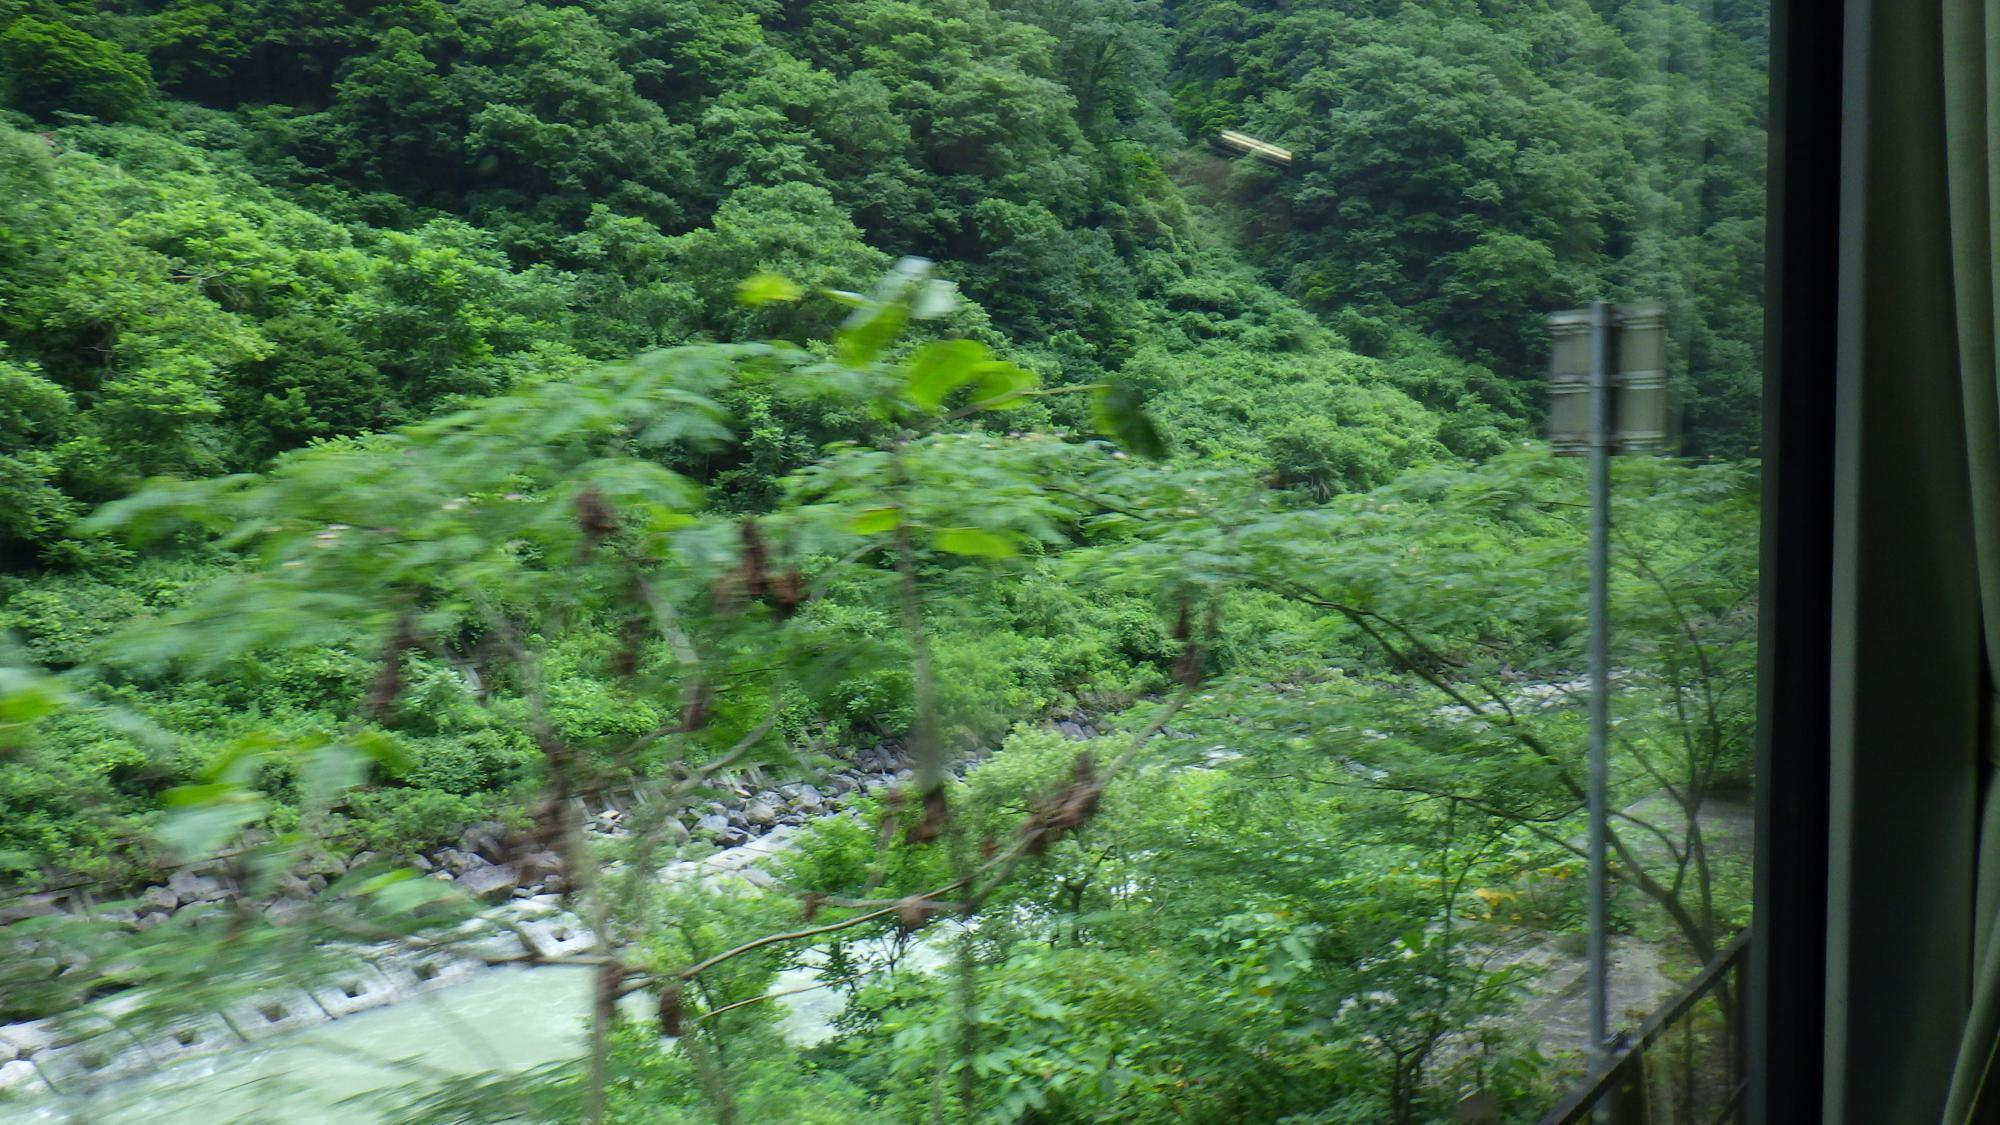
[0,1,1764,1121]
[0,0,1766,561]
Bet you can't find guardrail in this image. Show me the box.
[1541,929,1750,1125]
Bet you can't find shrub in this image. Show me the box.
[0,16,153,120]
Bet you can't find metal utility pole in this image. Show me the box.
[1585,299,1613,1055]
[1547,301,1670,1058]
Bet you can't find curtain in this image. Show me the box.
[1943,0,2000,1116]
[1822,1,1983,1122]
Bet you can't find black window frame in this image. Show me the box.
[1751,2,1841,1120]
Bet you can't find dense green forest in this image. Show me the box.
[0,0,1764,1120]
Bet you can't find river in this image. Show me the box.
[10,878,953,1122]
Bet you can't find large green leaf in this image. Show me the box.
[851,506,904,535]
[970,361,1038,410]
[905,340,990,411]
[735,272,804,306]
[932,527,1017,558]
[1091,383,1168,458]
[837,303,909,366]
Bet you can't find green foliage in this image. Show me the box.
[0,349,78,548]
[0,1,1767,1118]
[773,724,1558,1123]
[0,14,153,120]
[0,119,591,559]
[1168,0,1767,454]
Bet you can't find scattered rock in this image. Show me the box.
[459,827,506,864]
[135,911,169,931]
[457,865,520,904]
[410,854,435,873]
[0,1058,44,1094]
[12,958,58,983]
[301,852,345,878]
[139,885,179,915]
[263,899,310,927]
[345,850,382,871]
[0,1021,55,1059]
[742,801,778,827]
[515,850,564,885]
[167,869,223,905]
[697,813,730,841]
[0,894,60,925]
[793,785,822,810]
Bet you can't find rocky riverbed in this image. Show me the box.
[0,718,1117,1103]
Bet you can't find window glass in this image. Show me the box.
[0,1,1764,1119]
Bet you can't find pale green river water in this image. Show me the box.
[6,937,943,1122]
[13,966,608,1123]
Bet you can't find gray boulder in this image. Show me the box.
[459,827,507,864]
[0,1059,42,1094]
[263,899,311,927]
[0,894,60,924]
[458,864,520,904]
[139,885,180,914]
[436,848,477,874]
[515,850,564,885]
[167,869,223,904]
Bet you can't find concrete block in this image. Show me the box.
[519,916,596,961]
[223,990,329,1042]
[309,965,406,1019]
